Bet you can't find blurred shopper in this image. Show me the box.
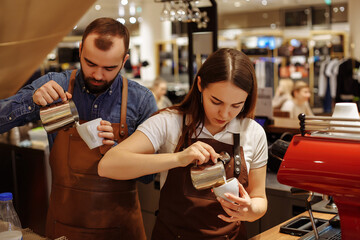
[151,77,172,109]
[98,48,268,240]
[272,78,294,109]
[0,17,157,240]
[281,80,314,118]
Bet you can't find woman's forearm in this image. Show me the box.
[98,148,180,180]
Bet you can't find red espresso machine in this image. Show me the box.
[277,114,360,240]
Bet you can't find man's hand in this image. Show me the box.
[98,120,115,146]
[33,80,72,106]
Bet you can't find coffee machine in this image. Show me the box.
[277,113,360,240]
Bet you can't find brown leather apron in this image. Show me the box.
[46,71,146,240]
[152,127,249,240]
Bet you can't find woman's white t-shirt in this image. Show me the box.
[137,110,268,188]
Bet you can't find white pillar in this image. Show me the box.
[348,0,360,60]
[139,1,172,81]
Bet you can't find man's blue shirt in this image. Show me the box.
[0,70,158,182]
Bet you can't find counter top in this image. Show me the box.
[266,171,292,192]
[249,211,336,240]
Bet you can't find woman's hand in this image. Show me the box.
[33,80,72,106]
[176,141,219,167]
[98,120,115,146]
[217,181,253,222]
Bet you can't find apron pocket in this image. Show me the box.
[68,134,101,175]
[52,186,142,229]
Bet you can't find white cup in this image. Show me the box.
[332,102,360,119]
[331,103,360,136]
[212,177,239,203]
[76,118,104,149]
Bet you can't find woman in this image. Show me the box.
[280,80,314,118]
[272,78,294,109]
[98,48,268,240]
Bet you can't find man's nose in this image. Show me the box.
[93,67,103,80]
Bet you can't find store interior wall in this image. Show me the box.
[139,1,172,82]
[348,0,360,60]
[0,0,96,99]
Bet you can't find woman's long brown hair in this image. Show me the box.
[157,48,257,152]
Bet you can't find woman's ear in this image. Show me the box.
[197,76,202,92]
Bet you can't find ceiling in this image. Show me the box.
[74,0,348,30]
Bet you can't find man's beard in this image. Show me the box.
[81,69,119,94]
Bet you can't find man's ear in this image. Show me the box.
[79,42,82,58]
[197,76,202,92]
[121,54,130,69]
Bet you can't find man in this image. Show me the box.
[150,77,173,110]
[0,17,157,240]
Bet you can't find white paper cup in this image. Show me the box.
[212,177,239,202]
[76,118,104,149]
[331,103,360,136]
[332,102,360,119]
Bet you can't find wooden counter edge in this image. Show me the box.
[249,211,335,240]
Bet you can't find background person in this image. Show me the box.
[98,48,268,240]
[280,80,314,118]
[272,78,294,109]
[150,76,173,110]
[0,17,157,240]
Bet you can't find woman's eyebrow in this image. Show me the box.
[211,95,244,105]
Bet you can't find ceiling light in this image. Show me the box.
[129,17,137,24]
[261,0,267,6]
[95,4,101,11]
[129,3,136,16]
[156,0,210,29]
[117,18,126,24]
[118,6,125,17]
[121,0,128,6]
[73,25,78,30]
[234,2,241,7]
[339,6,345,12]
[333,7,338,13]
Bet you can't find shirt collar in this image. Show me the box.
[197,117,241,137]
[226,117,241,134]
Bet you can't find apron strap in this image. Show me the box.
[67,71,128,140]
[68,70,77,94]
[233,133,241,177]
[119,77,128,140]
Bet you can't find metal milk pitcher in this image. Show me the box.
[40,99,79,133]
[190,151,231,190]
